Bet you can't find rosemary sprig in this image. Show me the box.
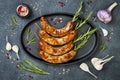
[100,41,107,52]
[19,60,49,74]
[27,36,36,45]
[11,16,17,24]
[25,59,49,74]
[75,12,92,30]
[74,28,97,43]
[25,28,31,40]
[74,34,91,50]
[72,1,83,22]
[74,28,97,50]
[10,16,17,30]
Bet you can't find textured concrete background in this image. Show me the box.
[0,0,120,80]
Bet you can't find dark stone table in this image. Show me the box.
[0,0,120,80]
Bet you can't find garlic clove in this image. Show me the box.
[12,45,20,60]
[6,36,12,51]
[101,28,108,36]
[12,45,19,53]
[91,58,104,71]
[6,42,12,51]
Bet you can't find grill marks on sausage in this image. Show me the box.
[39,40,74,56]
[38,17,76,64]
[40,17,74,37]
[39,50,76,64]
[39,30,76,46]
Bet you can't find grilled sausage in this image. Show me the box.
[39,30,76,46]
[39,40,74,56]
[38,50,76,64]
[40,17,74,37]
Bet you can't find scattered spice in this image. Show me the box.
[106,35,112,42]
[5,53,12,59]
[28,75,33,79]
[86,0,93,5]
[58,1,65,7]
[16,64,20,69]
[49,17,63,25]
[92,16,97,22]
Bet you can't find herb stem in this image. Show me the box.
[72,2,83,22]
[75,12,92,30]
[74,28,97,50]
[25,59,49,74]
[19,60,49,75]
[74,28,97,43]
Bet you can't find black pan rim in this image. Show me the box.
[20,13,100,65]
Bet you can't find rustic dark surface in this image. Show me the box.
[0,0,120,80]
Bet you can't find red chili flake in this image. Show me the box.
[50,17,53,21]
[29,47,31,50]
[92,16,97,22]
[28,75,33,79]
[58,1,65,7]
[87,0,93,5]
[106,36,111,42]
[16,65,19,69]
[5,53,11,59]
[57,18,62,23]
[53,22,57,25]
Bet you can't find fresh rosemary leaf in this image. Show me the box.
[28,36,36,44]
[74,28,97,43]
[25,28,31,40]
[25,59,49,74]
[75,12,92,30]
[19,62,49,74]
[72,1,83,22]
[11,26,16,30]
[74,35,90,50]
[100,41,107,52]
[11,16,17,24]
